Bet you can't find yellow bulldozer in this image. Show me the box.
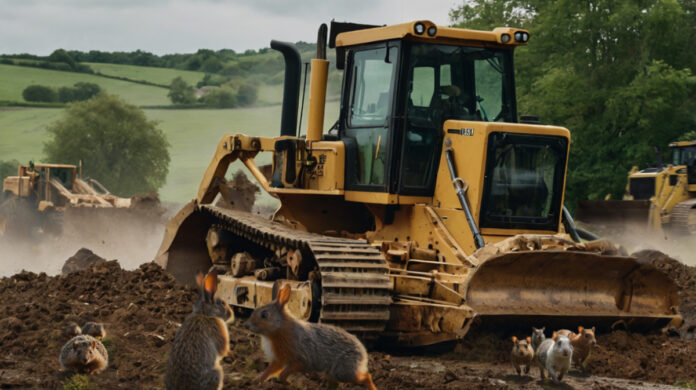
[0,162,158,236]
[577,140,696,236]
[156,21,680,346]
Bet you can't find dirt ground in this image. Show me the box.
[1,248,695,390]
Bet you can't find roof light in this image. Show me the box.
[414,23,425,35]
[427,26,437,37]
[514,31,523,42]
[522,32,529,42]
[501,33,510,43]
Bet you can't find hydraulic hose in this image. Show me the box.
[445,148,485,249]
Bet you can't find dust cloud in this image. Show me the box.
[0,204,177,277]
[580,222,696,266]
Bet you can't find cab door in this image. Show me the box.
[341,43,399,192]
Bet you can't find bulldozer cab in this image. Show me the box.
[670,141,696,184]
[339,34,518,196]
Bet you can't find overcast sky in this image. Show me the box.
[0,0,459,55]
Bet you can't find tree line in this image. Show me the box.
[451,0,696,210]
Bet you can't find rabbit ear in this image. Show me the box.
[592,326,596,333]
[578,326,584,333]
[204,271,218,300]
[90,340,96,348]
[512,336,518,343]
[271,280,281,300]
[196,272,205,290]
[552,332,557,341]
[526,337,531,343]
[277,284,291,307]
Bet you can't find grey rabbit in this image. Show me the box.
[164,271,234,390]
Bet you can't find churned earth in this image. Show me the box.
[0,248,695,390]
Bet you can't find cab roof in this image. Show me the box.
[334,20,529,48]
[669,140,696,147]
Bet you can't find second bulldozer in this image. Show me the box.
[156,21,680,346]
[577,139,696,236]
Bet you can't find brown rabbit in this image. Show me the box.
[164,271,234,390]
[245,283,377,390]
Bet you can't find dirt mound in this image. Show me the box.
[215,170,260,212]
[633,249,696,338]
[61,248,107,274]
[1,249,695,389]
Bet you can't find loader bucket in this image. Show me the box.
[155,201,212,286]
[466,250,680,330]
[575,200,651,229]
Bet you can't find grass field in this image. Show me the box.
[0,64,170,106]
[84,62,205,86]
[0,101,340,204]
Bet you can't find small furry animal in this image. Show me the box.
[62,321,82,339]
[81,322,106,339]
[245,283,377,390]
[59,335,108,374]
[164,271,234,390]
[557,326,596,370]
[531,326,546,351]
[536,332,572,383]
[511,336,534,376]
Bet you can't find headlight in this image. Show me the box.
[501,33,510,43]
[427,26,437,36]
[414,23,425,35]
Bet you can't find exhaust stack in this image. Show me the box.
[307,24,329,142]
[270,40,301,137]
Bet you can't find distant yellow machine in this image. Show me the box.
[577,140,696,236]
[155,21,679,346]
[1,162,134,235]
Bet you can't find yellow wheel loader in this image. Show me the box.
[1,162,160,236]
[156,21,680,346]
[577,140,696,236]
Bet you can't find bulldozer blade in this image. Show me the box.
[466,250,680,330]
[575,200,651,228]
[155,201,212,286]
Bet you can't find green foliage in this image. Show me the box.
[236,83,258,106]
[679,130,696,142]
[43,94,170,196]
[22,85,58,102]
[62,374,91,390]
[200,87,237,108]
[58,82,102,103]
[201,56,222,73]
[167,76,196,104]
[49,49,77,70]
[451,0,696,209]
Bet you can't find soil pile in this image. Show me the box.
[61,248,107,274]
[1,249,696,389]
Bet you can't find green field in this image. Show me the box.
[85,62,205,86]
[0,101,340,204]
[0,64,170,106]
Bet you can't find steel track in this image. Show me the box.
[199,205,392,338]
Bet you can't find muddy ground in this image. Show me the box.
[1,249,695,390]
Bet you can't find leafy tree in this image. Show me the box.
[201,56,223,73]
[679,130,696,141]
[43,94,170,196]
[57,82,101,103]
[236,83,258,106]
[451,0,696,209]
[167,77,196,104]
[48,49,77,70]
[200,87,237,108]
[22,85,58,102]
